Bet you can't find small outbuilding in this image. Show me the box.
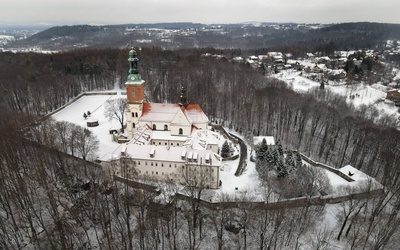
[86,118,99,127]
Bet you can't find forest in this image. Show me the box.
[6,22,400,51]
[1,47,400,249]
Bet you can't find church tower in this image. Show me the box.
[126,48,145,139]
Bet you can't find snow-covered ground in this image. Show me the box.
[51,92,125,159]
[275,70,400,123]
[50,86,382,203]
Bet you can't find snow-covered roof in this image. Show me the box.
[139,103,208,125]
[105,144,220,167]
[328,69,346,76]
[319,56,331,61]
[152,131,187,142]
[140,103,180,122]
[268,52,283,57]
[387,89,400,94]
[253,136,275,146]
[131,126,152,145]
[233,56,244,62]
[314,64,328,70]
[183,104,209,124]
[186,129,220,150]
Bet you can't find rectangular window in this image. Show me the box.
[146,171,148,174]
[152,171,154,175]
[165,142,167,145]
[151,162,153,166]
[161,163,164,167]
[169,164,171,167]
[138,161,141,165]
[145,162,147,166]
[155,163,158,166]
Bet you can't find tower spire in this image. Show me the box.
[127,47,141,82]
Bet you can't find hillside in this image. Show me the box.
[5,22,400,51]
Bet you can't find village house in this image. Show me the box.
[386,89,400,103]
[328,69,347,80]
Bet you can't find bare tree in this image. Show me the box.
[104,98,127,133]
[74,127,99,162]
[179,164,210,250]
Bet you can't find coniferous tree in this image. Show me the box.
[285,151,294,167]
[221,141,230,158]
[276,140,284,157]
[277,159,288,178]
[272,147,280,166]
[83,112,87,119]
[266,149,275,166]
[295,151,303,168]
[256,138,269,162]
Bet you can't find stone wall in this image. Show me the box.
[300,152,355,182]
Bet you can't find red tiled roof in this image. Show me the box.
[139,102,208,124]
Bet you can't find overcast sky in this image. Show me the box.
[1,0,399,26]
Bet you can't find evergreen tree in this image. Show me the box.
[256,138,269,162]
[277,159,288,178]
[272,146,280,165]
[87,111,91,116]
[260,138,269,153]
[276,140,284,156]
[295,151,303,168]
[221,141,230,158]
[285,151,295,168]
[265,149,275,165]
[83,112,87,119]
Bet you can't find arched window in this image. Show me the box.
[131,90,135,97]
[179,128,183,135]
[164,124,168,131]
[135,112,138,117]
[132,123,135,128]
[153,124,157,130]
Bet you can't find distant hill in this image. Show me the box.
[5,22,400,52]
